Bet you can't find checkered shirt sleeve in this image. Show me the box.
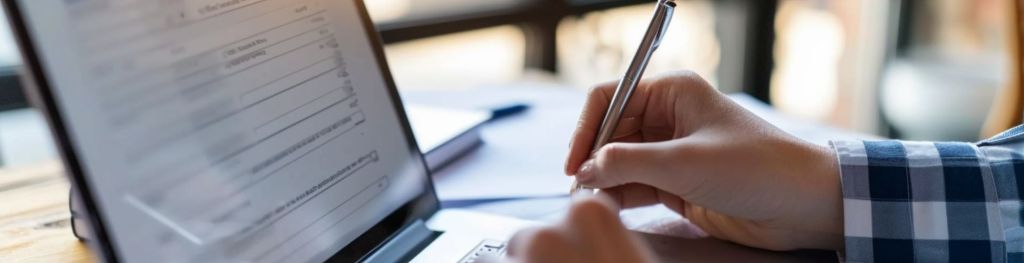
[832,125,1024,262]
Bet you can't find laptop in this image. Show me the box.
[2,0,534,262]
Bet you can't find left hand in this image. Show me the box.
[500,195,657,263]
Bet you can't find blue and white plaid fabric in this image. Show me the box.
[832,125,1024,262]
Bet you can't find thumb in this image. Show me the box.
[574,141,678,189]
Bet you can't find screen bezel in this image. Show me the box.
[0,0,441,261]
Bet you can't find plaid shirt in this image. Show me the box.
[833,125,1024,262]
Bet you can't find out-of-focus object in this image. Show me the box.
[406,106,489,172]
[0,1,24,112]
[771,2,844,121]
[882,57,1001,141]
[982,0,1024,138]
[882,0,1006,140]
[0,108,56,167]
[385,26,526,91]
[556,1,720,91]
[770,0,894,135]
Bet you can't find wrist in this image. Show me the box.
[808,143,844,250]
[788,142,845,251]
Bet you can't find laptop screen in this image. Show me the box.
[7,0,433,261]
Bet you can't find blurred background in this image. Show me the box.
[0,0,1015,167]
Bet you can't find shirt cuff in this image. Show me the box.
[830,140,1005,262]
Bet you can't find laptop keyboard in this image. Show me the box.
[458,239,508,263]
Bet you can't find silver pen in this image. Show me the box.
[571,0,675,195]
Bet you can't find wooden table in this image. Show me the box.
[0,161,95,262]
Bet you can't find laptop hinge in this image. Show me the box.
[361,220,440,263]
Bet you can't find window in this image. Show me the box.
[0,1,782,112]
[366,0,779,96]
[385,26,526,90]
[557,1,721,90]
[884,0,1007,140]
[769,0,1008,139]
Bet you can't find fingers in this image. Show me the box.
[602,184,689,214]
[563,197,624,260]
[566,80,615,176]
[601,184,661,209]
[569,192,623,217]
[563,195,654,262]
[565,80,653,176]
[575,140,681,189]
[506,195,652,263]
[506,227,577,263]
[563,194,629,241]
[564,70,719,176]
[505,195,621,262]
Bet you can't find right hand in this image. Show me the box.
[566,71,844,251]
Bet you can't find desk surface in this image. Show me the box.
[0,161,94,262]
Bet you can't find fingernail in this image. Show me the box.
[576,160,595,182]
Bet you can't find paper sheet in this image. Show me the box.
[402,84,582,201]
[729,94,881,146]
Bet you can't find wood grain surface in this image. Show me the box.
[0,161,95,262]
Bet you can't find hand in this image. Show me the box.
[502,195,657,263]
[566,71,843,251]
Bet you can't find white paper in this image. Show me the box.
[730,94,882,145]
[402,84,583,201]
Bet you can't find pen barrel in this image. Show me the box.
[591,83,630,151]
[574,0,674,194]
[589,2,674,153]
